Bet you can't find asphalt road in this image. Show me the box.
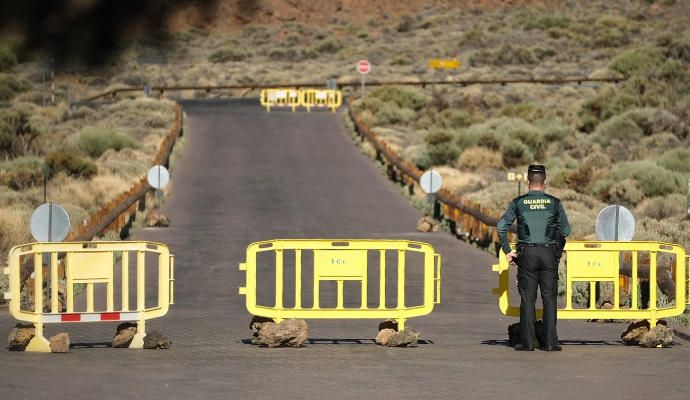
[1,99,688,399]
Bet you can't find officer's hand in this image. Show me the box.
[506,251,518,265]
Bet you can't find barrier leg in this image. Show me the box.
[129,319,146,349]
[397,318,406,331]
[26,323,51,353]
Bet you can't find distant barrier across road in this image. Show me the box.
[260,89,342,112]
[4,241,174,352]
[260,88,301,112]
[239,239,441,330]
[492,241,688,325]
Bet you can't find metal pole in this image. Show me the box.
[48,202,53,242]
[361,75,365,94]
[614,205,620,241]
[156,166,161,210]
[687,178,690,220]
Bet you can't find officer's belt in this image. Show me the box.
[517,242,555,248]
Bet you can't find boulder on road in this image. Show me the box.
[145,209,171,227]
[621,320,651,346]
[143,331,172,349]
[386,328,420,347]
[251,318,309,348]
[376,328,396,346]
[49,332,70,353]
[112,322,138,348]
[8,324,35,351]
[640,323,674,348]
[416,216,439,233]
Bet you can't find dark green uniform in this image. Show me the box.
[497,189,571,348]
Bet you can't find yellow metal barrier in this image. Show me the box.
[492,241,687,325]
[239,239,441,330]
[3,241,174,352]
[301,89,342,112]
[260,88,301,112]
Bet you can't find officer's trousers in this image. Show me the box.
[517,245,558,348]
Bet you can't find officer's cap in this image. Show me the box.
[528,164,546,175]
[527,164,546,180]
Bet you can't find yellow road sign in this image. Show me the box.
[428,58,460,69]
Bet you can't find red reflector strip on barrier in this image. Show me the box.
[42,312,140,323]
[100,312,121,321]
[61,314,81,322]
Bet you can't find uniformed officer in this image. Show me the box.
[497,165,571,351]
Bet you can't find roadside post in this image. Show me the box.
[147,165,170,210]
[420,170,443,220]
[506,171,526,197]
[428,58,460,91]
[357,59,371,94]
[595,204,637,306]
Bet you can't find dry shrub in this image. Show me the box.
[456,146,502,171]
[636,218,690,251]
[635,194,686,220]
[0,206,31,255]
[434,166,492,194]
[46,150,97,179]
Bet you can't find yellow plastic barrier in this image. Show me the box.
[260,88,301,112]
[301,89,342,112]
[3,241,174,352]
[492,241,687,325]
[239,239,441,330]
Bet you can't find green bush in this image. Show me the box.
[315,39,344,54]
[658,34,690,62]
[461,117,544,158]
[459,28,489,47]
[593,114,643,146]
[608,47,666,79]
[424,130,452,146]
[267,47,301,61]
[590,16,636,48]
[0,73,31,101]
[46,150,97,179]
[657,148,690,173]
[523,16,571,30]
[418,144,460,169]
[596,161,684,201]
[208,45,249,63]
[436,110,475,129]
[369,86,429,111]
[577,87,641,132]
[77,127,139,158]
[374,103,416,125]
[593,108,684,147]
[469,44,538,66]
[500,138,533,167]
[0,156,44,190]
[0,45,17,71]
[0,102,45,156]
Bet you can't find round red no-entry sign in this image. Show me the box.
[357,59,371,74]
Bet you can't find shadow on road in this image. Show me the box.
[239,338,435,345]
[481,339,621,346]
